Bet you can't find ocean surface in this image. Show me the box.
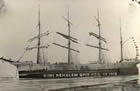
[0,75,140,91]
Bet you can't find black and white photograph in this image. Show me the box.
[0,0,140,91]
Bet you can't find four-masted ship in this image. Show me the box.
[0,7,140,79]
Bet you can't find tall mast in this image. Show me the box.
[67,9,71,64]
[25,5,50,64]
[37,5,41,64]
[53,9,79,64]
[86,11,108,64]
[120,21,123,62]
[97,11,102,64]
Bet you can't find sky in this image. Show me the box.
[0,0,140,64]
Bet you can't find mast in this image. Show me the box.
[25,5,50,64]
[53,9,79,64]
[86,11,109,64]
[37,5,41,64]
[97,11,102,64]
[67,9,71,64]
[120,21,123,62]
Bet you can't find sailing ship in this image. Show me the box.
[0,7,140,79]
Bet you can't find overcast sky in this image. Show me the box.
[0,0,140,64]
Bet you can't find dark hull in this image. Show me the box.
[19,67,138,79]
[17,61,140,79]
[19,69,119,79]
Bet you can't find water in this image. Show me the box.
[0,75,140,91]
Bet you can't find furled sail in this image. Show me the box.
[28,31,49,42]
[62,16,73,25]
[89,32,107,43]
[56,32,78,44]
[86,44,109,51]
[25,45,49,50]
[53,43,80,53]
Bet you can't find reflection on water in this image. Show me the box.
[50,77,140,91]
[0,75,140,91]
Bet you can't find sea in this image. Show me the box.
[0,75,140,91]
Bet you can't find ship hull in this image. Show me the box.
[17,61,140,79]
[19,69,119,79]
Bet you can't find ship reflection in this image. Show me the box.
[49,79,140,91]
[91,87,139,91]
[49,86,140,91]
